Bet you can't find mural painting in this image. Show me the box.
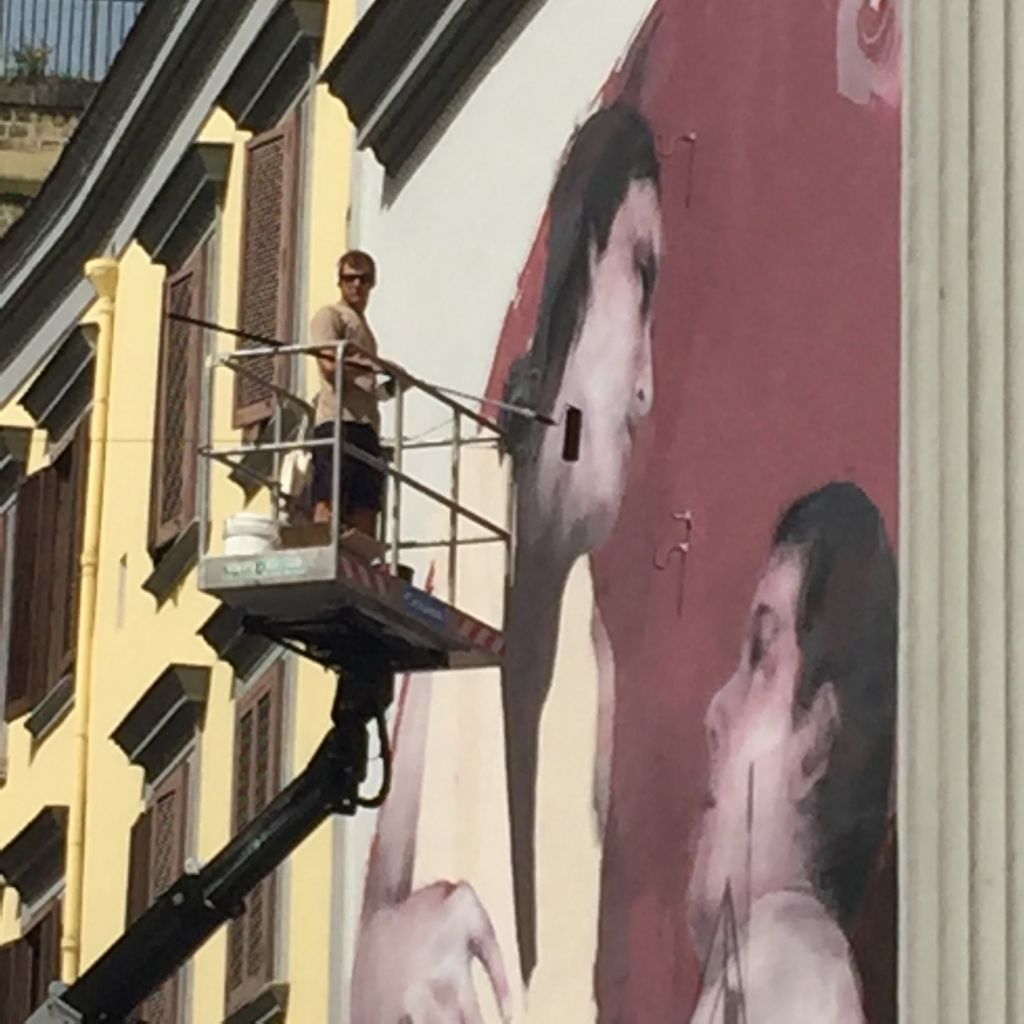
[353,0,901,1021]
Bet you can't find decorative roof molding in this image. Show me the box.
[142,520,201,605]
[137,144,232,271]
[19,325,95,446]
[110,664,210,782]
[0,806,68,906]
[0,0,286,406]
[24,673,74,743]
[323,0,540,173]
[220,0,326,133]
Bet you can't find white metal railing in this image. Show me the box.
[196,335,513,609]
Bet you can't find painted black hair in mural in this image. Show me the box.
[502,103,660,456]
[773,481,897,932]
[499,101,661,987]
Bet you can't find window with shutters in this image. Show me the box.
[233,109,301,429]
[124,758,191,1024]
[4,418,89,722]
[0,897,62,1024]
[226,660,284,1015]
[150,245,207,554]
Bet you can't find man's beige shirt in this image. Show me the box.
[311,300,380,430]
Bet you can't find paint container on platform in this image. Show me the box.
[223,512,281,556]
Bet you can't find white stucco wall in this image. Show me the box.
[333,5,658,1022]
[900,0,1024,1017]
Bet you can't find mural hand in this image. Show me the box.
[353,881,513,1024]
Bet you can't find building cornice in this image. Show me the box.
[19,324,95,447]
[137,143,232,271]
[323,0,541,174]
[110,664,210,783]
[0,806,68,907]
[221,0,326,133]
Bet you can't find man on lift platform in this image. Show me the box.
[310,249,397,554]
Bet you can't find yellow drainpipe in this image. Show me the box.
[62,257,119,982]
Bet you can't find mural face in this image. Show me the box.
[688,484,897,1021]
[533,175,661,554]
[352,0,900,1021]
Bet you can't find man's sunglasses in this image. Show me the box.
[341,272,375,286]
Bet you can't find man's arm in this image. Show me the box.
[310,306,343,382]
[371,356,417,401]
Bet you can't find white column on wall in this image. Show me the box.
[901,0,1024,1016]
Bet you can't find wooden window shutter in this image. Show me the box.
[226,661,284,1013]
[6,938,31,1024]
[150,249,205,551]
[6,472,45,720]
[68,421,90,668]
[0,939,20,1024]
[233,110,300,428]
[48,420,89,690]
[123,807,153,1024]
[31,466,59,710]
[30,901,62,1012]
[4,421,87,720]
[125,807,154,927]
[142,760,189,1024]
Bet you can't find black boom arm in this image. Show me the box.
[31,666,393,1024]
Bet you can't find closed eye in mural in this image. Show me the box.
[349,0,901,1018]
[687,482,897,1023]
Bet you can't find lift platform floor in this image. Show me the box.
[199,545,504,673]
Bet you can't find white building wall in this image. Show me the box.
[335,6,657,1023]
[350,0,657,405]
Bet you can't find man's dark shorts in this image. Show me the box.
[311,421,384,514]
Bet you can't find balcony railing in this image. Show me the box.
[1,0,145,83]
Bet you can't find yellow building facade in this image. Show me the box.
[0,2,363,1021]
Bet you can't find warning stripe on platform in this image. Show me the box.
[338,555,505,658]
[453,615,505,656]
[339,555,389,596]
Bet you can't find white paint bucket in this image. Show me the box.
[223,513,281,557]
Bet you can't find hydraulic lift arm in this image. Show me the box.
[29,664,393,1024]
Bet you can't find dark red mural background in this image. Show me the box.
[486,0,900,1020]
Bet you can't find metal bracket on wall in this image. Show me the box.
[654,510,694,617]
[657,132,698,207]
